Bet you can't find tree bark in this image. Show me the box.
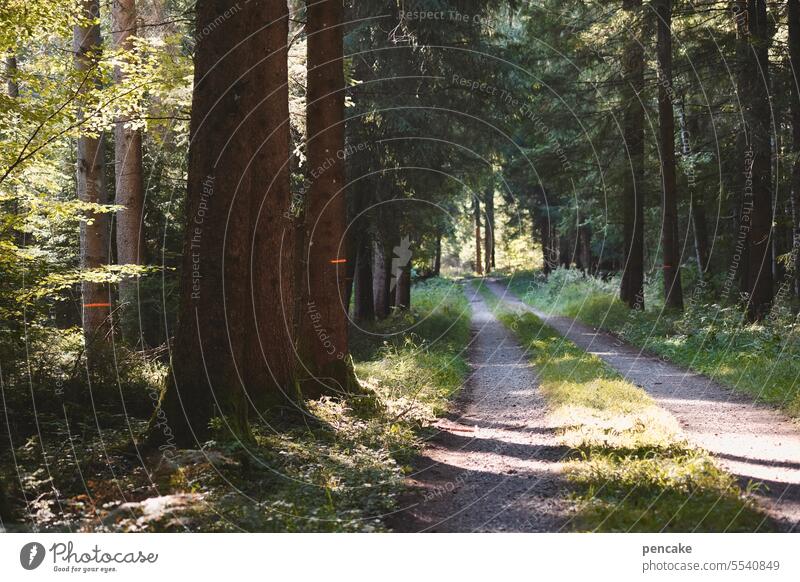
[474,196,482,275]
[112,0,146,343]
[158,0,294,445]
[735,0,773,320]
[6,56,18,97]
[395,261,411,309]
[579,214,592,275]
[789,0,800,296]
[299,0,355,397]
[484,187,494,274]
[433,230,442,276]
[678,98,710,273]
[372,237,390,318]
[354,230,374,322]
[620,0,645,310]
[74,0,111,367]
[656,0,683,309]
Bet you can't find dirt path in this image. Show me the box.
[485,278,800,532]
[388,284,575,532]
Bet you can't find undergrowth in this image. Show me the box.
[0,278,470,532]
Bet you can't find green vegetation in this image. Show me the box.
[504,269,800,418]
[3,278,470,532]
[476,281,771,532]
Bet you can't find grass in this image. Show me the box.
[503,268,800,417]
[1,277,471,532]
[476,280,772,532]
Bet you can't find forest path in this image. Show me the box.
[388,283,575,532]
[485,278,800,532]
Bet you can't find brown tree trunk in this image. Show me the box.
[395,261,411,309]
[474,196,482,275]
[158,0,294,446]
[354,231,374,322]
[656,0,683,309]
[112,0,146,343]
[372,237,390,318]
[299,0,355,397]
[74,0,111,366]
[579,214,592,275]
[537,212,553,275]
[433,231,442,276]
[678,98,710,274]
[484,187,494,274]
[736,0,773,320]
[619,0,645,310]
[789,0,800,296]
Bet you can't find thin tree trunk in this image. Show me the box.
[678,98,710,273]
[6,56,18,97]
[372,237,389,318]
[299,0,355,396]
[433,231,442,276]
[537,212,553,275]
[112,0,146,343]
[474,196,482,275]
[789,0,800,296]
[354,231,374,322]
[395,262,411,309]
[74,0,111,367]
[158,0,294,445]
[736,0,773,320]
[620,0,645,310]
[656,0,683,309]
[484,187,494,274]
[579,220,592,275]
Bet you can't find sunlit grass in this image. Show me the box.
[477,281,771,532]
[504,269,800,417]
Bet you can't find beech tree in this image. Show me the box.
[112,0,145,341]
[74,0,111,364]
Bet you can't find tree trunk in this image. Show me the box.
[619,0,645,310]
[678,97,710,273]
[736,0,773,320]
[579,218,592,275]
[299,0,355,397]
[74,0,111,366]
[789,0,800,297]
[395,261,411,309]
[354,231,374,322]
[6,56,18,97]
[433,231,442,276]
[537,212,554,275]
[372,237,390,318]
[656,0,683,309]
[112,0,146,343]
[474,196,482,275]
[484,187,494,274]
[158,0,294,446]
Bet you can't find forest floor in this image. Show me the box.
[484,278,800,532]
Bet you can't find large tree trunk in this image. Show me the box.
[736,0,773,320]
[789,0,800,297]
[299,0,355,397]
[474,196,482,275]
[112,0,146,343]
[484,187,494,274]
[395,261,411,310]
[74,0,111,366]
[158,0,294,446]
[656,0,683,309]
[372,237,390,318]
[619,0,645,310]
